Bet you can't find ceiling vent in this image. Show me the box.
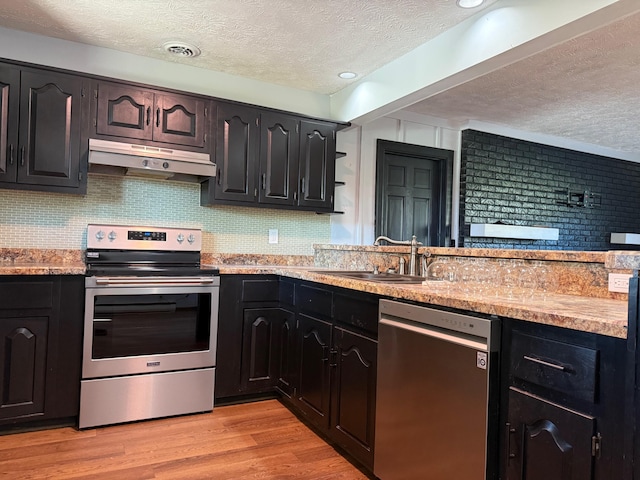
[162,41,201,58]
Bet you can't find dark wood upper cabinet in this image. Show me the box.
[94,82,208,149]
[211,103,259,203]
[18,71,84,189]
[0,58,344,201]
[202,106,339,212]
[298,120,336,211]
[0,64,19,185]
[0,65,86,193]
[96,83,153,141]
[259,112,299,206]
[154,93,206,147]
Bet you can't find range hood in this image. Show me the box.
[88,139,216,182]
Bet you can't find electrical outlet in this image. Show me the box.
[608,273,632,293]
[268,229,278,244]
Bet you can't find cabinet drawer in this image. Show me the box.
[333,292,378,336]
[241,278,279,302]
[296,283,333,318]
[510,332,598,403]
[0,281,54,310]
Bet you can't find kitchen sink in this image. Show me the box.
[314,270,425,284]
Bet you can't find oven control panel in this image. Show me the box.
[128,231,167,241]
[87,224,202,251]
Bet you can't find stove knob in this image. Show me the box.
[177,233,185,244]
[163,162,170,169]
[187,234,196,244]
[95,230,105,241]
[142,159,149,167]
[108,231,117,241]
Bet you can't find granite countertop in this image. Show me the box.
[0,258,628,339]
[214,265,629,339]
[0,261,86,275]
[0,249,85,275]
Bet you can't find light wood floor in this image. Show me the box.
[0,399,373,479]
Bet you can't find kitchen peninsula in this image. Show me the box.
[0,244,636,479]
[0,245,630,338]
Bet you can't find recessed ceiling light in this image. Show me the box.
[338,71,357,79]
[457,0,484,8]
[163,41,201,58]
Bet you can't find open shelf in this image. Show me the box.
[611,233,640,245]
[470,223,559,241]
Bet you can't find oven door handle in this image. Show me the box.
[94,277,216,286]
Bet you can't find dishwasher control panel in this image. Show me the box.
[378,299,500,352]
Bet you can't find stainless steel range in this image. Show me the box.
[79,224,220,429]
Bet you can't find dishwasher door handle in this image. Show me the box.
[380,316,488,351]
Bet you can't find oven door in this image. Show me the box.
[83,276,220,379]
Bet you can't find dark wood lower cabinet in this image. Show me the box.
[501,319,626,480]
[216,276,379,472]
[0,276,84,427]
[216,275,283,399]
[506,388,596,480]
[295,313,333,430]
[292,282,378,471]
[241,307,294,395]
[330,327,377,469]
[0,316,49,420]
[274,307,296,399]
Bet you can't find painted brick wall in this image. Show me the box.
[460,130,640,250]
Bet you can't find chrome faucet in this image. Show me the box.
[373,235,422,276]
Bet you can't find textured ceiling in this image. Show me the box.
[0,0,491,95]
[0,0,638,156]
[405,11,640,155]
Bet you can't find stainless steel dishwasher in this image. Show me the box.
[374,299,500,480]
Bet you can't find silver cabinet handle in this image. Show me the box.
[523,355,567,371]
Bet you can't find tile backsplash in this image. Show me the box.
[0,175,330,255]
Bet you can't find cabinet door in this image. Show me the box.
[0,65,19,184]
[0,316,49,420]
[331,327,377,470]
[506,388,596,480]
[240,307,280,393]
[18,70,84,188]
[274,307,296,399]
[153,93,207,148]
[296,313,332,430]
[214,276,244,399]
[259,113,299,206]
[298,120,336,211]
[51,276,84,420]
[213,103,259,203]
[96,83,154,141]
